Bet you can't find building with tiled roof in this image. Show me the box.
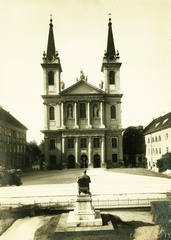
[0,106,27,169]
[144,112,171,171]
[41,17,124,169]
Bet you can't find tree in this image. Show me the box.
[26,141,41,168]
[123,126,145,167]
[156,153,171,172]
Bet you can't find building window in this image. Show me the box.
[48,71,54,85]
[68,138,74,148]
[155,136,158,142]
[156,148,158,154]
[49,106,55,120]
[111,105,116,119]
[159,136,161,141]
[111,137,117,148]
[159,148,161,154]
[112,154,117,162]
[148,138,150,143]
[93,137,100,148]
[166,147,169,153]
[80,103,86,118]
[109,71,115,84]
[166,133,169,140]
[49,139,55,149]
[80,138,87,148]
[50,155,56,165]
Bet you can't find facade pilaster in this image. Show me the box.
[100,101,105,128]
[62,137,65,166]
[44,103,48,130]
[88,136,92,166]
[75,137,78,163]
[118,135,123,161]
[101,136,106,167]
[87,101,92,128]
[74,102,79,128]
[44,136,49,169]
[61,102,66,129]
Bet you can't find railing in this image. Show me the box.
[0,197,168,210]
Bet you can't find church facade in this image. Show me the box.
[41,17,123,169]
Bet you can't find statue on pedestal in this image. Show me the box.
[77,170,91,195]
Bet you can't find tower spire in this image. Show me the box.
[46,16,56,61]
[106,15,116,60]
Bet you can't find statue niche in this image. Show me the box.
[67,104,73,118]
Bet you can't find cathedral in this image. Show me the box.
[41,17,123,169]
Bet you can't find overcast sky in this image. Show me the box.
[0,0,171,144]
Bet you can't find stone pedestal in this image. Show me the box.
[67,194,102,227]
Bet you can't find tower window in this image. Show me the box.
[93,137,100,148]
[112,154,117,162]
[49,139,55,149]
[80,103,86,118]
[111,137,117,148]
[111,105,116,119]
[80,138,87,148]
[109,71,115,84]
[48,71,54,85]
[49,106,55,120]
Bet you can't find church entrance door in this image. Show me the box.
[93,154,101,168]
[67,155,75,168]
[80,154,88,168]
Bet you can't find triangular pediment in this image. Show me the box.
[61,80,103,95]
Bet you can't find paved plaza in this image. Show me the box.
[0,168,170,205]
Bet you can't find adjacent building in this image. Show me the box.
[0,106,27,169]
[144,112,171,171]
[41,17,124,169]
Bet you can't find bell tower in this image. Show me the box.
[41,17,62,95]
[101,17,122,94]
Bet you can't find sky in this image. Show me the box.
[0,0,171,144]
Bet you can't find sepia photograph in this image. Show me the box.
[0,0,171,239]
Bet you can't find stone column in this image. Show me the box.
[62,137,65,167]
[74,102,79,128]
[75,137,79,167]
[61,102,66,129]
[88,137,92,167]
[87,101,92,129]
[101,136,106,168]
[100,101,105,128]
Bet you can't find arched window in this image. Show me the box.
[49,106,55,120]
[109,71,115,84]
[111,105,116,119]
[48,71,54,85]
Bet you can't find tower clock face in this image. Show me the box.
[49,55,55,62]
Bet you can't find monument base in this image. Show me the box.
[67,209,102,227]
[67,194,102,227]
[53,213,114,240]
